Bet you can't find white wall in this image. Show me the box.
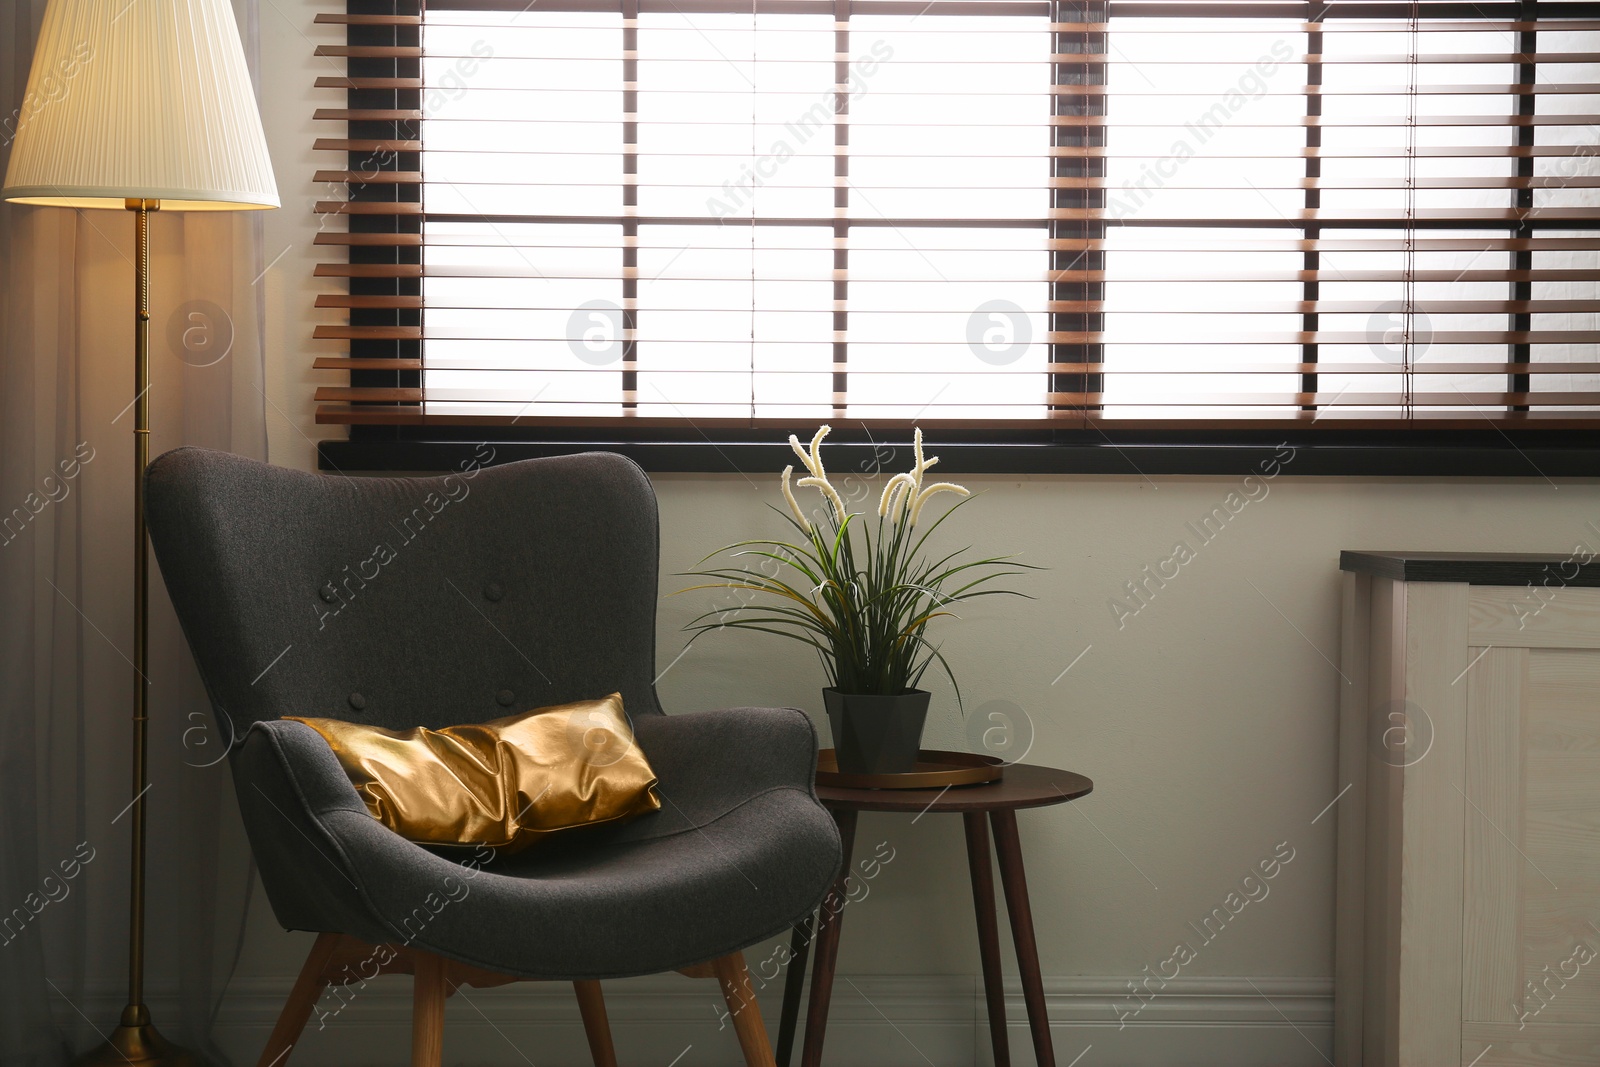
[235,3,1600,1062]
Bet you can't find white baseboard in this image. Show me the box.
[77,974,1333,1067]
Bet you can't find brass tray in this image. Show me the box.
[816,749,1004,790]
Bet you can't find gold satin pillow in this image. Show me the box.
[287,693,660,852]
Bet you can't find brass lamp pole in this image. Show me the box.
[102,196,171,1065]
[3,1,279,1062]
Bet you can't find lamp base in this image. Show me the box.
[73,1006,207,1067]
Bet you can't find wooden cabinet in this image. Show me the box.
[1337,552,1600,1067]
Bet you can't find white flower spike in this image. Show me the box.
[797,474,847,525]
[878,471,916,520]
[910,482,970,527]
[781,465,810,532]
[875,426,955,526]
[785,425,846,525]
[787,435,811,474]
[789,424,831,478]
[909,427,939,497]
[811,426,831,477]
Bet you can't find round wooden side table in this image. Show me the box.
[774,763,1094,1067]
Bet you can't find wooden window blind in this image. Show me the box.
[312,0,1600,435]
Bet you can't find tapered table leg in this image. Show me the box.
[965,812,1011,1067]
[991,809,1055,1067]
[798,808,857,1067]
[775,913,814,1067]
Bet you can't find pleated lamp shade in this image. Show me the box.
[2,0,278,211]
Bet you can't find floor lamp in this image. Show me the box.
[2,0,278,1063]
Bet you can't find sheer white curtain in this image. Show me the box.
[0,2,268,1063]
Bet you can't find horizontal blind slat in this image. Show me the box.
[312,357,425,370]
[313,13,421,24]
[315,264,423,277]
[312,327,423,340]
[315,77,424,89]
[314,45,422,58]
[314,109,424,122]
[314,138,422,152]
[314,233,424,246]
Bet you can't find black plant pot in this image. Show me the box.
[823,688,932,775]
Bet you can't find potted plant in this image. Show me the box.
[682,426,1035,774]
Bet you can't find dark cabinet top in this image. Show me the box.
[1340,550,1600,587]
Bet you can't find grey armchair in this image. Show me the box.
[144,447,841,1067]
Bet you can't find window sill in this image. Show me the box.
[318,431,1600,478]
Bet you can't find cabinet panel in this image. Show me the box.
[1519,649,1600,1029]
[1469,587,1600,649]
[1398,582,1469,1065]
[1363,576,1406,1067]
[1337,571,1373,1067]
[1463,647,1527,1026]
[1462,1023,1600,1067]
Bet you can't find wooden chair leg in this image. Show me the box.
[573,980,619,1067]
[411,952,448,1067]
[257,931,344,1067]
[713,951,777,1067]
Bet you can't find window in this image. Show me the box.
[311,0,1600,472]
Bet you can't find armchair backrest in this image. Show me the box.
[145,448,665,737]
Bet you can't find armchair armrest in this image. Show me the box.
[232,719,462,943]
[618,706,826,840]
[636,705,818,786]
